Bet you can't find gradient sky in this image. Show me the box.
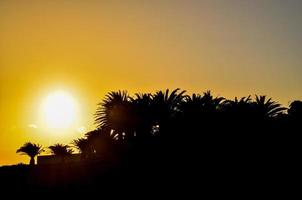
[1,0,302,165]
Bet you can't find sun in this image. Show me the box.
[43,91,77,129]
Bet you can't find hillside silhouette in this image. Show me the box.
[1,89,301,195]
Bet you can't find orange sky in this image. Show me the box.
[1,0,302,165]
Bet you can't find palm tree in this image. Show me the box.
[288,100,302,119]
[178,91,224,138]
[130,93,154,140]
[178,93,207,138]
[49,144,73,157]
[222,96,253,118]
[85,128,117,159]
[200,91,225,113]
[219,96,255,136]
[95,90,135,140]
[151,88,186,137]
[180,91,224,118]
[73,138,92,159]
[252,95,286,119]
[85,129,102,150]
[181,93,204,114]
[85,129,112,152]
[16,142,43,166]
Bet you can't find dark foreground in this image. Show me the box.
[1,138,299,197]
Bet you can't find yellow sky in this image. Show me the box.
[1,0,302,165]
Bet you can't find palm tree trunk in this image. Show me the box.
[30,157,35,166]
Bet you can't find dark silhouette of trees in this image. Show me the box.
[222,96,253,116]
[11,89,302,194]
[130,93,154,141]
[253,95,286,119]
[91,89,297,150]
[151,88,185,138]
[288,100,302,120]
[95,91,135,140]
[84,128,116,159]
[73,138,92,159]
[286,100,302,136]
[16,142,43,166]
[197,91,225,113]
[21,89,297,165]
[178,91,224,141]
[49,144,73,156]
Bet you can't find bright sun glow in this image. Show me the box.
[43,91,77,129]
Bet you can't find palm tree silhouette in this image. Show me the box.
[178,91,224,138]
[95,90,135,140]
[16,142,43,166]
[253,95,286,119]
[85,129,103,153]
[130,93,154,140]
[200,91,225,113]
[151,89,185,136]
[222,96,253,118]
[49,144,73,157]
[288,100,302,120]
[181,91,223,113]
[73,138,92,159]
[178,93,207,138]
[84,128,116,159]
[180,91,224,118]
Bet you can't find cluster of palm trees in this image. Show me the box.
[17,89,302,165]
[16,143,74,165]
